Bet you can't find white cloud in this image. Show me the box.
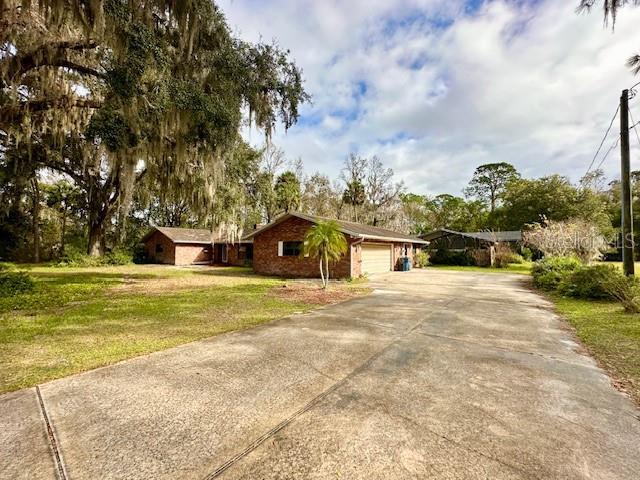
[220,0,640,195]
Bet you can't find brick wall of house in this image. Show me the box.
[145,231,176,264]
[253,216,356,278]
[174,244,212,265]
[351,241,362,278]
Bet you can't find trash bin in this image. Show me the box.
[403,256,411,271]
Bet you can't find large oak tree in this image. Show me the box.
[1,0,308,255]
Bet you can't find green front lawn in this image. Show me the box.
[552,296,640,405]
[0,265,368,393]
[426,262,532,275]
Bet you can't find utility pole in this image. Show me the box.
[620,89,635,277]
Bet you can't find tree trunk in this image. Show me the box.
[87,221,106,257]
[319,257,325,288]
[325,255,330,289]
[60,209,67,255]
[85,171,117,257]
[30,178,41,263]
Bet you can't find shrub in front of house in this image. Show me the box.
[520,247,533,261]
[533,257,640,312]
[104,249,133,265]
[55,246,133,267]
[132,244,148,264]
[557,264,621,299]
[600,273,640,313]
[429,249,475,266]
[605,275,640,313]
[494,243,525,268]
[414,250,429,268]
[531,256,581,290]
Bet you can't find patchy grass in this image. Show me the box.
[0,265,369,393]
[552,295,640,405]
[607,261,640,273]
[270,281,370,305]
[426,262,532,275]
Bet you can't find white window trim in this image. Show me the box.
[278,241,284,257]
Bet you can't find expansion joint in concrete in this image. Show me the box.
[203,298,458,479]
[36,386,67,480]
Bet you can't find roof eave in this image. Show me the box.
[173,241,213,245]
[243,212,428,244]
[358,234,428,245]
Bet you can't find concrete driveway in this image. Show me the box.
[2,269,639,479]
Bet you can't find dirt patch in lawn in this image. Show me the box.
[269,282,371,305]
[110,267,263,295]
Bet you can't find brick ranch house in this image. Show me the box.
[243,212,428,278]
[141,226,253,266]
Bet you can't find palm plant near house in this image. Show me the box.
[302,221,348,289]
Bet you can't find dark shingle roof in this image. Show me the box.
[243,212,428,244]
[421,228,522,243]
[142,227,253,244]
[142,227,213,244]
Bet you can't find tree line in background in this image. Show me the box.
[1,131,632,264]
[1,1,636,264]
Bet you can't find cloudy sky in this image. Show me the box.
[219,0,640,196]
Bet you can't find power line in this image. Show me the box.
[629,109,640,146]
[594,134,620,172]
[584,103,620,177]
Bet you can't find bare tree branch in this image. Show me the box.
[1,39,100,80]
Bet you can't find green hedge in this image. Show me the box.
[531,256,581,290]
[55,247,133,267]
[532,256,640,312]
[558,264,621,299]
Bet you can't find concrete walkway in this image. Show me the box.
[2,270,639,479]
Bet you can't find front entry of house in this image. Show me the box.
[213,244,228,264]
[361,243,393,274]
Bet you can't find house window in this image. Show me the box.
[282,241,302,256]
[221,245,228,263]
[155,243,163,254]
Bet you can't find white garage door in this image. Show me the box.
[361,244,392,274]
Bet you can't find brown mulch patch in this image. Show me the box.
[109,268,262,295]
[269,282,371,305]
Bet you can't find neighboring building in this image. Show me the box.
[243,212,428,278]
[421,229,522,249]
[421,228,522,266]
[141,227,253,266]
